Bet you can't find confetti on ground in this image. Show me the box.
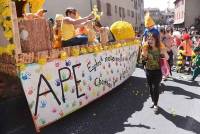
[170,108,176,117]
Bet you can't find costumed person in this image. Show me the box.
[189,47,200,81]
[164,27,174,77]
[61,8,94,47]
[53,14,64,48]
[141,29,168,113]
[179,33,193,73]
[142,12,159,45]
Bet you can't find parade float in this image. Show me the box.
[0,0,140,132]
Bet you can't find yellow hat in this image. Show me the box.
[144,12,155,28]
[55,14,64,20]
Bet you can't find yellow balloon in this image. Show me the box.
[110,21,135,40]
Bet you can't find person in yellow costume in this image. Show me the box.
[142,13,159,44]
[53,14,64,48]
[61,8,94,47]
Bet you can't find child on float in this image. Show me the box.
[61,8,94,47]
[189,47,200,81]
[53,14,64,48]
[141,31,168,113]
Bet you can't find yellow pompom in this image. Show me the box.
[4,30,13,39]
[177,56,183,60]
[80,47,88,54]
[29,0,46,13]
[71,48,80,56]
[60,51,68,60]
[103,45,109,50]
[17,63,26,71]
[177,61,183,65]
[94,46,100,53]
[0,47,5,55]
[115,43,121,48]
[87,46,94,53]
[38,57,47,65]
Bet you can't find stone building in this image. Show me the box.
[174,0,200,28]
[44,0,144,32]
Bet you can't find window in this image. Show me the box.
[96,0,101,12]
[127,9,130,16]
[119,7,122,17]
[136,12,137,24]
[106,3,112,16]
[134,0,138,9]
[131,11,134,18]
[115,5,118,13]
[122,8,125,18]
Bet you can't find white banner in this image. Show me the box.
[19,45,139,130]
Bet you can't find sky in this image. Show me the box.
[144,0,175,10]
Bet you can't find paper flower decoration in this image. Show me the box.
[86,46,94,53]
[17,63,26,71]
[110,21,135,40]
[29,0,46,13]
[71,48,80,56]
[92,5,103,21]
[38,57,47,65]
[80,47,88,54]
[60,51,68,60]
[177,56,183,60]
[177,61,183,65]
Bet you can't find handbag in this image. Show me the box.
[160,58,170,77]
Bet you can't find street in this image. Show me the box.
[0,67,200,134]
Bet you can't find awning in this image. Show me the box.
[174,19,184,24]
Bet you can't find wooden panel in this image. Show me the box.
[18,18,52,53]
[0,54,16,64]
[10,1,22,54]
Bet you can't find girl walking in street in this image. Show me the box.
[141,31,168,113]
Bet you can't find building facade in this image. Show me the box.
[161,8,174,25]
[144,8,162,24]
[174,0,200,28]
[44,0,144,32]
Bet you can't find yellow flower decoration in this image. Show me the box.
[177,56,183,60]
[71,48,80,56]
[86,46,94,53]
[103,45,109,50]
[177,61,183,65]
[60,51,68,60]
[80,47,88,54]
[92,5,103,21]
[0,47,5,55]
[0,0,15,55]
[93,45,103,54]
[110,21,135,40]
[17,63,26,71]
[38,57,47,65]
[4,30,13,39]
[29,0,46,13]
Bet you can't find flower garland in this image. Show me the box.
[92,5,103,21]
[0,0,15,55]
[0,0,46,55]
